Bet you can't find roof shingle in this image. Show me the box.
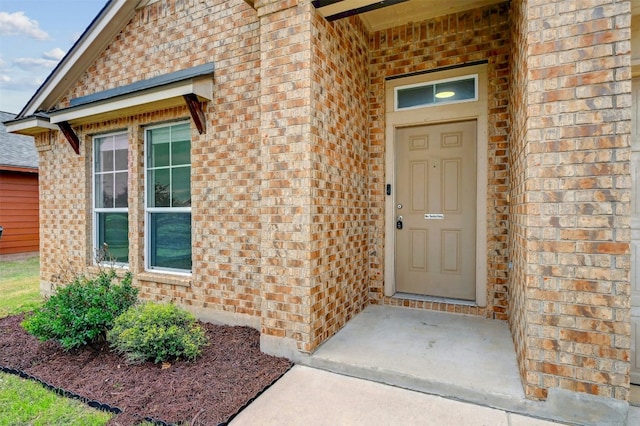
[0,111,38,170]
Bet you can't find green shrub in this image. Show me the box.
[22,270,137,350]
[107,303,208,364]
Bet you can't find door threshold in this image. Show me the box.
[393,292,477,307]
[383,293,486,317]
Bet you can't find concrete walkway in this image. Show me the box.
[230,365,561,425]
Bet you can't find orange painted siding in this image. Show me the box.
[0,170,39,255]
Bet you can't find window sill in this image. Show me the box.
[136,272,191,287]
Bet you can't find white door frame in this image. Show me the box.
[630,76,640,384]
[384,64,489,307]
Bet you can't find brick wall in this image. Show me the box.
[257,0,315,350]
[508,0,531,397]
[35,129,90,292]
[256,1,369,353]
[40,0,263,324]
[509,0,632,401]
[307,14,370,350]
[367,3,511,319]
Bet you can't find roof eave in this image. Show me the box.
[0,165,39,173]
[4,114,57,136]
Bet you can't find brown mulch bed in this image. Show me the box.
[0,314,293,425]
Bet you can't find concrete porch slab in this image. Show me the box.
[303,305,524,408]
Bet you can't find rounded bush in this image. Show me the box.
[22,270,137,350]
[107,303,207,364]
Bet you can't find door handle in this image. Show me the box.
[396,215,403,230]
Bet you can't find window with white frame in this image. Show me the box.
[145,122,192,273]
[94,132,129,264]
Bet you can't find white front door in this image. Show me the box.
[631,77,640,384]
[394,120,476,300]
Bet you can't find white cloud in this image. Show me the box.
[42,48,65,61]
[0,74,40,92]
[13,57,58,70]
[0,11,50,40]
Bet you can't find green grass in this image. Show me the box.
[0,256,113,425]
[0,256,43,317]
[0,373,112,426]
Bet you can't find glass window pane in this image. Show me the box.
[114,172,128,208]
[95,138,108,172]
[99,148,114,172]
[148,127,170,168]
[95,176,103,208]
[150,126,171,144]
[113,134,128,170]
[171,139,190,166]
[397,85,434,109]
[114,148,128,171]
[171,123,191,143]
[149,168,171,207]
[150,141,170,168]
[435,78,476,103]
[171,166,191,207]
[97,174,114,208]
[97,212,129,263]
[149,212,191,271]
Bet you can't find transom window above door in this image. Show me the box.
[395,74,477,111]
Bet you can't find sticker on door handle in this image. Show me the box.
[396,216,403,230]
[424,214,444,219]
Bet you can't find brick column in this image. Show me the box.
[256,0,315,355]
[509,0,631,408]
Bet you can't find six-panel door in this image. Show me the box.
[395,120,477,300]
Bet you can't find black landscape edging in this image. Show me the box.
[143,416,172,426]
[0,365,122,416]
[220,362,295,426]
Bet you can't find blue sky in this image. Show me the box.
[0,0,107,115]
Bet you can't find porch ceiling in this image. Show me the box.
[314,0,505,31]
[316,0,640,30]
